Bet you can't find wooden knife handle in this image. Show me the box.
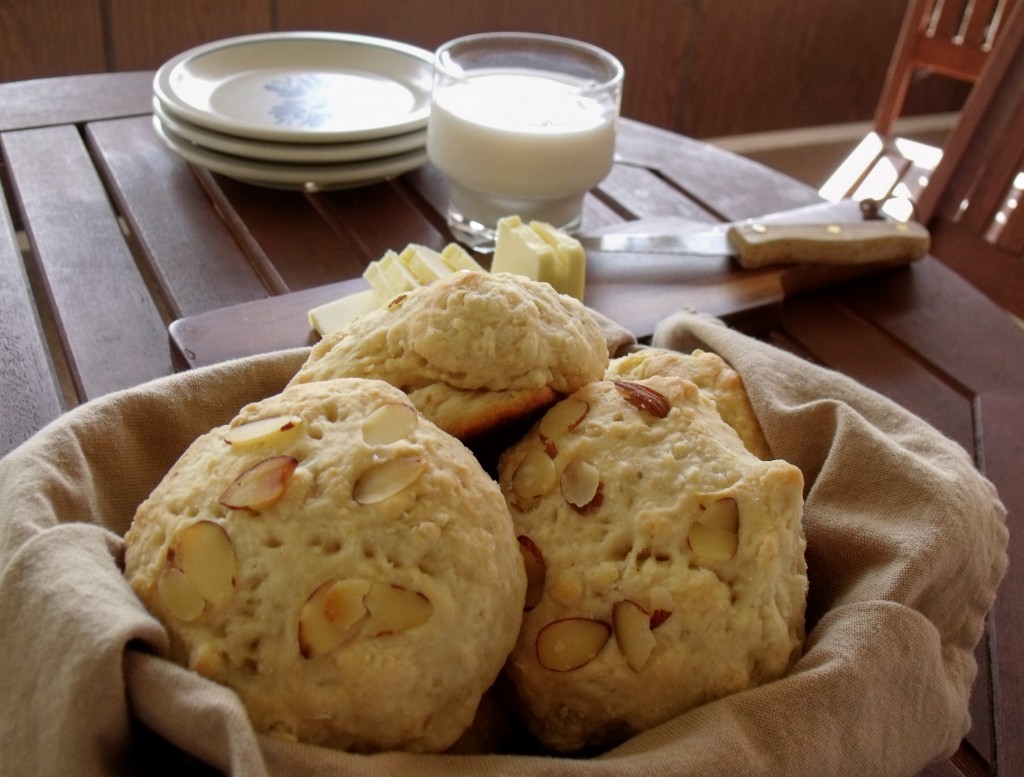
[727,220,931,269]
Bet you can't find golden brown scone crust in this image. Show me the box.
[124,378,526,753]
[497,377,807,753]
[606,347,772,459]
[406,383,556,441]
[289,271,609,439]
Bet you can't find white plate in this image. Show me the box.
[154,32,434,143]
[152,97,426,164]
[153,117,428,190]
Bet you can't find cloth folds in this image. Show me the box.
[0,313,1007,777]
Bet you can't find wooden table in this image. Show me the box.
[2,72,1021,776]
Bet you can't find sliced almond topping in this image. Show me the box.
[362,403,418,445]
[613,381,671,418]
[511,447,557,500]
[687,521,739,562]
[173,521,237,606]
[648,586,674,629]
[298,579,371,658]
[224,415,303,447]
[363,583,433,636]
[698,497,740,532]
[353,456,426,504]
[191,646,226,678]
[517,535,547,610]
[613,600,657,671]
[560,460,602,511]
[539,397,590,441]
[689,497,740,561]
[219,455,298,511]
[536,617,611,672]
[650,608,673,630]
[157,566,205,621]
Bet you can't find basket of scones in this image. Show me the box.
[122,268,807,756]
[0,228,1007,776]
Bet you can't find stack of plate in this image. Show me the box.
[152,32,435,190]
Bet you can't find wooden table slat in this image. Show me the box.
[779,291,975,449]
[0,72,153,133]
[578,190,627,233]
[929,217,1024,321]
[87,116,271,319]
[966,629,995,771]
[2,125,173,401]
[974,389,1024,777]
[204,176,374,292]
[596,163,717,222]
[614,118,823,220]
[317,180,451,261]
[0,175,64,457]
[837,257,1024,393]
[398,165,455,232]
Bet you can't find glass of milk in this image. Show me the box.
[427,32,624,247]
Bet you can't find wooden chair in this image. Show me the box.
[915,0,1024,318]
[820,0,1020,214]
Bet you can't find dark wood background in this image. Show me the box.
[0,0,970,138]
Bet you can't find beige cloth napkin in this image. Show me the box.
[0,312,1007,777]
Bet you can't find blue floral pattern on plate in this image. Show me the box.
[265,74,333,128]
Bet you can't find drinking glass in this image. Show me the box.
[426,32,624,247]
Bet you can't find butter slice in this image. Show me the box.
[399,244,452,284]
[309,225,579,338]
[363,251,402,304]
[491,215,560,290]
[441,243,485,273]
[308,288,379,336]
[379,250,421,295]
[530,220,586,301]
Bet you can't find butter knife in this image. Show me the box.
[577,203,930,269]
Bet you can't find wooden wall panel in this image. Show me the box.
[274,0,695,137]
[687,0,901,137]
[106,0,273,71]
[685,0,970,137]
[0,0,973,139]
[0,0,106,82]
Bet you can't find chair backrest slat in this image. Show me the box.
[874,0,1020,134]
[960,0,1000,48]
[997,174,1024,252]
[917,0,1024,253]
[928,0,972,40]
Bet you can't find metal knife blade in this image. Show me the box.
[577,201,930,269]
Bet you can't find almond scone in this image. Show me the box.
[124,378,526,753]
[289,271,609,440]
[606,347,772,459]
[498,376,807,753]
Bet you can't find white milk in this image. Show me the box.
[427,69,617,229]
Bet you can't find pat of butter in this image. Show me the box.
[491,215,560,289]
[363,251,402,305]
[379,250,421,294]
[530,220,586,301]
[399,244,451,284]
[441,243,485,273]
[308,288,379,336]
[309,230,570,339]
